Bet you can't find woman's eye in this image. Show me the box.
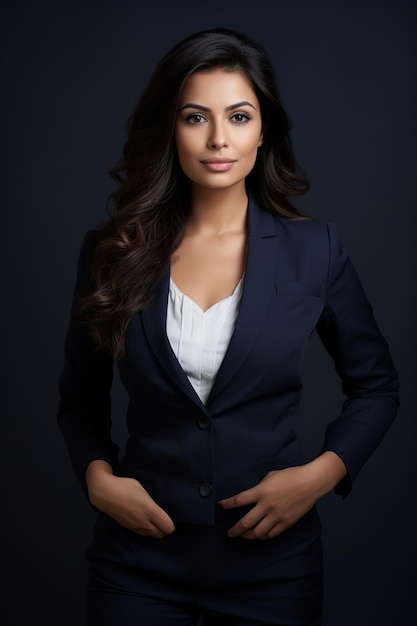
[230,112,250,123]
[186,114,206,124]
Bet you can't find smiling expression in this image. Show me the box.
[175,69,263,192]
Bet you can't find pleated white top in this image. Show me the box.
[166,276,244,404]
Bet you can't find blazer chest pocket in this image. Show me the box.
[275,281,322,298]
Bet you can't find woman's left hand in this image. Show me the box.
[218,452,347,540]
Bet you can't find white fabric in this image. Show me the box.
[166,276,244,404]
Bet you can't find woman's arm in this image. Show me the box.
[316,223,399,496]
[57,232,119,502]
[58,233,175,537]
[220,222,399,539]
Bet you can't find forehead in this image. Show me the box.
[179,69,259,107]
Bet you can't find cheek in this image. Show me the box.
[176,150,196,177]
[174,127,185,159]
[174,134,199,177]
[175,127,200,158]
[236,128,263,156]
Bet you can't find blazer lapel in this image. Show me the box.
[141,197,278,411]
[207,198,277,405]
[141,270,209,411]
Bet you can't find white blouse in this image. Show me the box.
[166,276,244,404]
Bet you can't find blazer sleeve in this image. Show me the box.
[316,223,399,497]
[57,232,119,503]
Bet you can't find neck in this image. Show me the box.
[187,184,248,235]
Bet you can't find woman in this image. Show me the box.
[58,28,399,626]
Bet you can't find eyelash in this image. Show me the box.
[231,112,251,123]
[185,112,251,125]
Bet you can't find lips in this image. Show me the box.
[201,158,235,163]
[200,158,236,172]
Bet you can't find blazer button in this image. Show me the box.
[198,416,211,430]
[199,482,213,497]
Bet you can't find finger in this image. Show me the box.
[155,513,176,535]
[135,521,167,539]
[227,507,265,538]
[133,487,176,536]
[241,521,285,541]
[259,521,286,540]
[247,514,279,539]
[111,513,166,539]
[149,504,176,535]
[218,486,258,510]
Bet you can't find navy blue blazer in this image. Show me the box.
[58,198,399,526]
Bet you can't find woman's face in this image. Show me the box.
[175,69,263,192]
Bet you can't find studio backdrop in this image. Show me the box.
[1,1,416,625]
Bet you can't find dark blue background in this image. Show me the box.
[1,1,416,624]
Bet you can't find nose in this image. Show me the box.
[207,119,229,149]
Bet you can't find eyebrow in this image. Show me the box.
[179,101,257,112]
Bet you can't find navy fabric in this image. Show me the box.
[58,198,399,519]
[86,510,323,625]
[58,197,398,624]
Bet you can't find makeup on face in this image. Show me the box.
[175,70,263,191]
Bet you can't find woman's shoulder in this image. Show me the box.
[266,211,348,272]
[271,212,338,246]
[274,213,332,232]
[78,220,115,259]
[73,225,110,294]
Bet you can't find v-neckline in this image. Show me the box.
[140,197,278,408]
[169,275,245,315]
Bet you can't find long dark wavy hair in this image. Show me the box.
[79,28,310,358]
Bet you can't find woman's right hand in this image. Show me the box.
[86,460,176,539]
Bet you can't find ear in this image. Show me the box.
[258,131,263,147]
